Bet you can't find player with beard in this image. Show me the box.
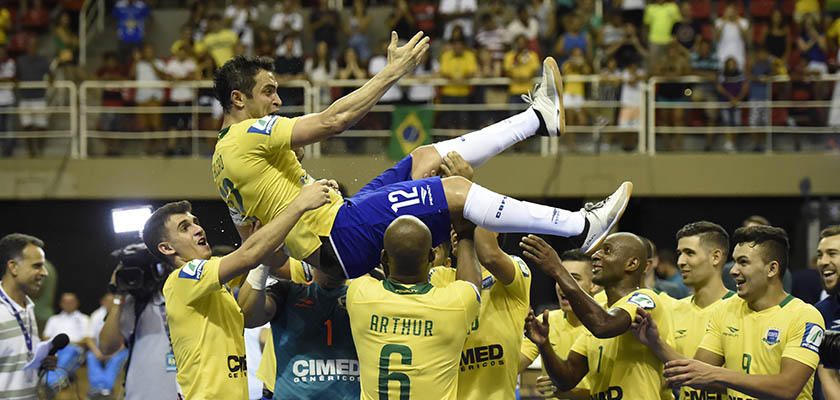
[814,226,840,398]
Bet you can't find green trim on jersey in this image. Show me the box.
[779,294,795,308]
[218,126,230,139]
[382,279,433,295]
[722,290,736,299]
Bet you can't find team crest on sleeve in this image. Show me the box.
[512,256,530,278]
[801,322,825,353]
[762,327,781,346]
[627,293,656,309]
[247,115,279,135]
[178,259,206,280]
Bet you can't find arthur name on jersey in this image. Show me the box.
[291,359,360,383]
[368,314,434,337]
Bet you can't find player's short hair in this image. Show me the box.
[0,233,44,276]
[143,201,193,266]
[742,215,770,227]
[638,236,656,260]
[214,56,276,113]
[732,225,789,279]
[560,249,591,262]
[820,225,840,239]
[676,221,730,256]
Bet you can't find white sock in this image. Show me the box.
[463,183,585,237]
[432,108,540,168]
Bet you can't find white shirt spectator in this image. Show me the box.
[408,60,440,102]
[368,55,403,102]
[224,5,258,49]
[0,57,15,106]
[505,17,539,43]
[0,284,41,400]
[620,68,644,106]
[476,27,508,61]
[715,17,749,69]
[135,59,165,103]
[44,310,91,343]
[269,9,303,42]
[244,324,269,400]
[439,0,478,40]
[89,306,107,341]
[164,57,198,103]
[622,0,646,11]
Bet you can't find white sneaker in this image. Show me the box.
[521,57,565,137]
[577,182,633,254]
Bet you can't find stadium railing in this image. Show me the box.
[0,81,78,157]
[79,0,106,67]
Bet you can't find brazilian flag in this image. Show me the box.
[389,106,432,160]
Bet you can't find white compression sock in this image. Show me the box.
[432,108,540,168]
[462,183,585,237]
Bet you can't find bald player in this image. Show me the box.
[347,216,482,399]
[520,233,676,399]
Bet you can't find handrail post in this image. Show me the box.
[647,78,657,155]
[70,82,79,158]
[79,82,88,158]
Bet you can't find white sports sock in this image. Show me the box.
[432,108,540,168]
[463,183,585,237]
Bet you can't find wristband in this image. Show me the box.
[112,297,122,306]
[246,264,269,290]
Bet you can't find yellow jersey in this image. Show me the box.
[570,288,675,400]
[162,257,247,400]
[698,294,825,400]
[673,291,735,400]
[347,275,481,400]
[213,116,344,260]
[428,255,531,400]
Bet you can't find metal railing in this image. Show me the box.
[0,81,78,158]
[79,0,106,67]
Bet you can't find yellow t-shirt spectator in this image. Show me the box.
[503,49,540,95]
[440,49,478,97]
[200,29,238,69]
[644,2,682,45]
[0,9,10,46]
[171,39,206,57]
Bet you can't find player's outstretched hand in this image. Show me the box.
[440,151,474,180]
[664,359,719,390]
[294,180,332,211]
[535,376,558,398]
[524,308,550,346]
[630,308,660,348]
[387,31,431,77]
[520,235,563,273]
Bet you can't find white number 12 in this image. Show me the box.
[388,188,420,213]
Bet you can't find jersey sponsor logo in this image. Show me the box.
[683,389,725,400]
[724,326,740,337]
[227,354,247,378]
[301,261,313,282]
[460,344,504,371]
[295,298,314,309]
[291,359,360,383]
[589,386,623,400]
[801,322,825,353]
[761,327,781,346]
[676,329,687,337]
[495,197,507,218]
[481,275,495,290]
[419,184,434,206]
[627,293,656,310]
[247,115,278,135]
[178,260,206,280]
[512,256,530,278]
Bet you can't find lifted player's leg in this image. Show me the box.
[409,57,565,180]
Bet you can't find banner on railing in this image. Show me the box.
[389,106,432,160]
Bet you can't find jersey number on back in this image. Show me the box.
[219,178,245,214]
[388,188,420,213]
[378,344,412,400]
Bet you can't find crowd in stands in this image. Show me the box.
[2,0,840,156]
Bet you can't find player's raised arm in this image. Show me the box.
[452,222,481,290]
[520,235,631,338]
[290,31,430,147]
[524,309,589,392]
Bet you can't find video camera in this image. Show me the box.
[109,243,170,296]
[821,330,840,368]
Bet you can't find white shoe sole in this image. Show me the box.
[584,181,633,254]
[544,57,565,136]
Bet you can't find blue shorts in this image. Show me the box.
[329,156,451,278]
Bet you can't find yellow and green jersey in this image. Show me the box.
[428,255,531,400]
[570,288,675,400]
[347,275,481,400]
[698,294,825,400]
[162,257,247,400]
[212,116,344,260]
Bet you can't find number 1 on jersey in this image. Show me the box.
[324,319,333,346]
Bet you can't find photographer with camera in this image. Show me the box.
[97,243,178,400]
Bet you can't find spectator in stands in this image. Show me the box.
[16,37,50,158]
[506,5,539,48]
[620,0,646,28]
[346,0,371,63]
[689,37,721,148]
[440,0,478,41]
[130,44,165,155]
[439,36,478,128]
[748,46,773,152]
[795,0,821,24]
[389,0,416,40]
[530,0,555,49]
[654,42,692,151]
[367,40,404,128]
[715,5,749,70]
[412,0,438,38]
[21,0,49,33]
[644,0,681,66]
[0,7,10,47]
[114,0,151,63]
[310,0,341,55]
[199,13,238,71]
[716,56,749,152]
[476,14,507,63]
[671,2,700,54]
[618,58,646,130]
[43,292,95,393]
[764,10,791,63]
[274,35,305,107]
[187,2,208,42]
[305,40,338,101]
[164,44,199,156]
[503,34,540,105]
[407,51,439,105]
[171,25,205,59]
[54,12,80,56]
[554,14,592,63]
[562,47,591,152]
[86,293,129,398]
[337,47,367,82]
[600,11,626,50]
[798,14,829,76]
[49,49,85,139]
[655,248,691,298]
[269,0,303,59]
[196,53,220,152]
[224,0,257,54]
[488,0,509,29]
[598,57,624,151]
[96,52,126,157]
[0,46,15,157]
[606,21,648,69]
[476,47,506,128]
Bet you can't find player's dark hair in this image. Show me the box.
[0,233,44,276]
[820,225,840,239]
[676,221,730,256]
[639,236,656,260]
[560,249,591,262]
[214,55,276,113]
[143,201,193,266]
[732,225,789,280]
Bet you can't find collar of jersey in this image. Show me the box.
[218,126,230,139]
[383,279,433,295]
